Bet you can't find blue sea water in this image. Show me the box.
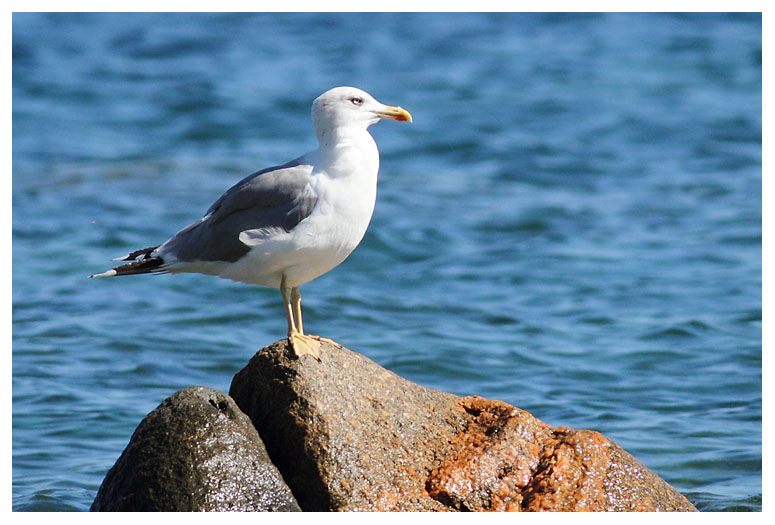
[12,12,761,511]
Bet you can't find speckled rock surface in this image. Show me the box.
[229,340,697,512]
[91,386,300,512]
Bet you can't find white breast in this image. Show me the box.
[218,135,380,288]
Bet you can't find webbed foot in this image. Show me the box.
[288,332,323,360]
[287,333,342,360]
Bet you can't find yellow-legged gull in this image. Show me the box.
[90,86,412,359]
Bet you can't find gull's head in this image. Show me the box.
[312,87,412,142]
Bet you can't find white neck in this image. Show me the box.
[314,127,380,180]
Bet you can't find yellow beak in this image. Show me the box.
[375,105,413,123]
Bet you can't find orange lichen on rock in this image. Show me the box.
[520,427,695,512]
[522,428,614,511]
[426,396,553,511]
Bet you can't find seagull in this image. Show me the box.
[90,86,412,360]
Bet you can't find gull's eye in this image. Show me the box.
[350,97,363,106]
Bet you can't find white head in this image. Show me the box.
[311,86,412,145]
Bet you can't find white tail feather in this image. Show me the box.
[88,269,118,278]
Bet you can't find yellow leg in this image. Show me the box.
[280,278,323,360]
[292,286,341,350]
[291,287,304,335]
[280,280,295,334]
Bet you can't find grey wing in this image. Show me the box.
[161,160,317,263]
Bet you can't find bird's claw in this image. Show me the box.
[309,335,343,349]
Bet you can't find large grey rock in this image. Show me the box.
[229,340,697,512]
[91,386,300,512]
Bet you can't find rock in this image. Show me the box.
[229,340,697,512]
[91,386,300,512]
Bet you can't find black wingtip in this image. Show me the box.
[111,246,159,262]
[91,246,165,278]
